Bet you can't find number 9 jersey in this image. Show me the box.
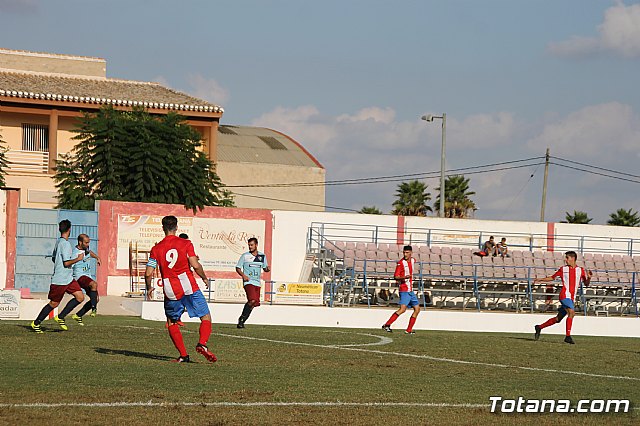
[147,235,199,300]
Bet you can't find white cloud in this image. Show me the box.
[186,73,230,105]
[549,1,640,58]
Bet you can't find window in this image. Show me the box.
[22,124,49,152]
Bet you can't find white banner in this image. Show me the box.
[272,283,324,306]
[0,290,20,318]
[211,279,265,303]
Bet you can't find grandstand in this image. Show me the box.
[307,222,639,317]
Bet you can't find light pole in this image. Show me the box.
[422,113,446,218]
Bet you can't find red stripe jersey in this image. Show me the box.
[394,257,415,292]
[148,235,199,301]
[552,266,588,301]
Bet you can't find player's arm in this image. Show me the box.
[583,269,593,287]
[188,256,209,289]
[144,257,157,301]
[63,247,84,268]
[534,268,561,284]
[263,257,270,273]
[236,266,249,282]
[89,250,102,266]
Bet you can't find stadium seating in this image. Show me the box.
[318,240,639,316]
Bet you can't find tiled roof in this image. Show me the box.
[0,70,223,113]
[217,125,323,168]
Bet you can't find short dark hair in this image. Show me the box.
[77,233,89,244]
[59,219,71,234]
[178,233,189,239]
[403,245,412,251]
[489,236,494,240]
[565,251,577,260]
[248,237,258,245]
[162,216,178,232]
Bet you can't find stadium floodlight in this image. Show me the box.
[421,113,447,218]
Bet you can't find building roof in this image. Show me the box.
[0,70,222,113]
[217,125,323,168]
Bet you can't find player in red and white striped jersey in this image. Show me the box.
[382,245,421,334]
[533,251,592,344]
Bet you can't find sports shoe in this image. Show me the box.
[196,343,218,363]
[404,330,416,335]
[72,314,85,326]
[30,321,43,334]
[534,325,541,341]
[237,317,245,329]
[382,324,392,333]
[90,309,97,317]
[172,355,191,363]
[564,336,575,345]
[53,315,68,331]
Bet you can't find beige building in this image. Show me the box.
[0,48,325,210]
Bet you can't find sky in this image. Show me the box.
[1,0,640,223]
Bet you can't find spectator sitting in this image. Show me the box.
[474,236,496,257]
[496,237,510,258]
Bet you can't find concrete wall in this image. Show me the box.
[0,48,106,77]
[216,161,325,212]
[0,190,6,289]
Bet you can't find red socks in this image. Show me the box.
[385,313,399,326]
[539,317,558,329]
[566,317,573,336]
[407,317,417,333]
[168,323,188,357]
[199,319,212,346]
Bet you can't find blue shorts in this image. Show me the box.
[164,290,210,321]
[558,298,575,317]
[399,291,420,308]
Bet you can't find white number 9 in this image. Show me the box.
[166,249,178,269]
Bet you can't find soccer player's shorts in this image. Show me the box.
[77,275,95,291]
[399,291,420,308]
[164,290,210,321]
[244,283,261,306]
[48,280,82,303]
[558,298,575,317]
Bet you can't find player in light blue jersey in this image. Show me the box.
[70,234,102,325]
[31,220,86,333]
[235,237,269,329]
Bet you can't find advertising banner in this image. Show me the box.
[0,290,20,318]
[272,283,324,305]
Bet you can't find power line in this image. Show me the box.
[501,164,541,219]
[553,156,640,179]
[225,156,545,188]
[550,162,640,184]
[232,192,360,212]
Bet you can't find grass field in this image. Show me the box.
[0,316,638,425]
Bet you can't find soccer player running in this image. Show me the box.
[144,216,217,363]
[533,251,592,344]
[31,220,86,333]
[235,237,270,329]
[382,245,420,334]
[70,234,102,325]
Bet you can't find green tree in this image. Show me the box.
[54,106,234,211]
[562,210,592,224]
[0,132,8,187]
[433,175,476,218]
[607,208,640,227]
[359,206,383,215]
[392,180,432,216]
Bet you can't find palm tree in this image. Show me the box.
[391,180,432,216]
[562,210,592,224]
[607,208,640,227]
[433,175,476,218]
[359,206,383,215]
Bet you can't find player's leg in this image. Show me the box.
[383,296,408,331]
[182,291,217,362]
[57,280,85,319]
[405,297,420,334]
[165,298,189,362]
[238,284,260,328]
[32,286,63,332]
[535,305,565,340]
[74,277,95,321]
[562,299,576,344]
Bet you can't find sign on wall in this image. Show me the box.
[211,279,265,303]
[116,215,265,271]
[0,290,20,318]
[273,283,324,305]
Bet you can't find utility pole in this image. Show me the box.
[540,148,550,222]
[440,113,446,218]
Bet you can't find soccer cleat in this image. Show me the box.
[196,343,218,363]
[564,336,575,345]
[53,315,68,331]
[72,314,85,326]
[90,308,97,317]
[404,330,416,335]
[172,355,191,363]
[30,321,44,334]
[237,317,245,329]
[382,324,392,333]
[534,325,541,341]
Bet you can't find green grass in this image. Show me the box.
[0,316,638,425]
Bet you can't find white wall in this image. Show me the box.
[0,190,7,289]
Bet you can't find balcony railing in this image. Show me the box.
[5,149,49,174]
